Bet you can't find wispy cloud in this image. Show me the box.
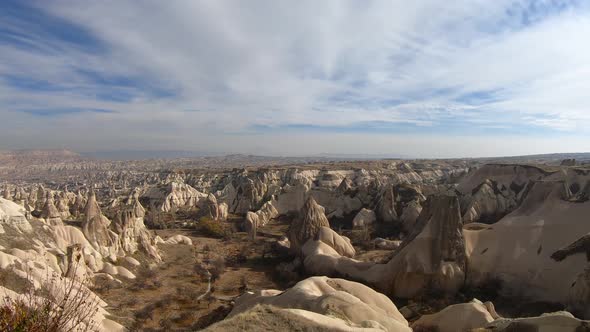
[0,0,589,156]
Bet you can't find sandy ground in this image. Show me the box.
[96,221,290,331]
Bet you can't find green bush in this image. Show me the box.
[198,217,233,239]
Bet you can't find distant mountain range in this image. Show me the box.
[2,148,590,163]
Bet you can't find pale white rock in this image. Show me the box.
[482,311,590,332]
[0,197,32,233]
[56,192,71,220]
[206,193,219,220]
[142,181,206,212]
[462,179,516,224]
[374,238,402,250]
[125,256,141,267]
[245,199,279,232]
[314,226,355,258]
[40,192,64,226]
[102,262,136,279]
[228,276,411,332]
[243,211,259,235]
[218,202,229,221]
[164,234,193,245]
[353,208,376,228]
[113,190,161,261]
[412,299,497,332]
[82,190,120,259]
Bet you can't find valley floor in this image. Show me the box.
[97,224,288,331]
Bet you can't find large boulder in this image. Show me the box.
[302,226,355,258]
[412,299,498,332]
[352,208,376,228]
[478,311,590,332]
[227,276,411,332]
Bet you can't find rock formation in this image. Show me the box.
[376,184,397,223]
[243,211,259,236]
[56,191,71,219]
[114,190,161,261]
[384,195,465,298]
[462,179,517,224]
[479,311,590,331]
[464,179,590,305]
[218,202,228,221]
[399,200,422,232]
[142,181,206,212]
[70,190,86,218]
[302,226,355,258]
[206,193,219,220]
[352,208,376,228]
[34,185,46,211]
[288,196,330,253]
[336,177,353,194]
[3,185,11,200]
[82,190,120,258]
[224,276,411,332]
[0,198,32,234]
[412,299,498,332]
[40,191,63,225]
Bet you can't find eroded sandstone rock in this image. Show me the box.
[288,196,330,253]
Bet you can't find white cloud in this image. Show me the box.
[0,0,589,156]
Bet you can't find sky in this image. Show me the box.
[0,0,589,158]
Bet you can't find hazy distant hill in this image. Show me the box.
[0,149,85,166]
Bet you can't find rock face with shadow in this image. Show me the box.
[300,194,466,299]
[383,194,466,298]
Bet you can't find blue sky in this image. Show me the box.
[0,0,589,157]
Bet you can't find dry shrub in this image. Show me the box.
[198,217,233,239]
[0,266,100,332]
[129,266,161,291]
[209,256,225,281]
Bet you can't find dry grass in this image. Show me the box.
[96,228,285,330]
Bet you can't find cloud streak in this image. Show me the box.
[0,0,589,157]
